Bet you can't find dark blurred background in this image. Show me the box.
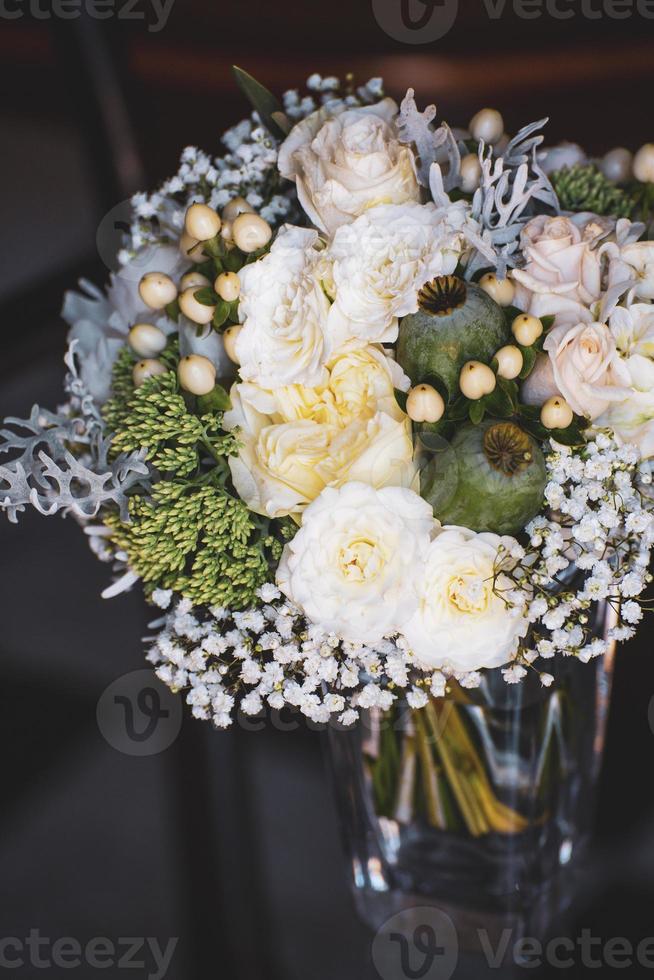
[1,3,654,978]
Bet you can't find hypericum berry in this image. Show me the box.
[179,231,206,263]
[128,323,167,358]
[600,147,633,184]
[178,355,216,395]
[222,196,255,223]
[185,203,221,241]
[132,358,167,387]
[541,395,573,430]
[138,272,177,310]
[633,143,654,184]
[469,108,504,146]
[512,313,543,346]
[222,325,242,365]
[232,213,272,253]
[215,272,241,302]
[178,287,215,325]
[460,154,482,194]
[479,273,515,307]
[180,271,211,291]
[405,384,445,424]
[459,361,496,399]
[494,345,523,380]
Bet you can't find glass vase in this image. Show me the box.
[326,600,616,940]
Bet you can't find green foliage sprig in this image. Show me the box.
[550,164,637,219]
[101,342,290,609]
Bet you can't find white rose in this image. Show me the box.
[328,201,469,346]
[236,225,331,389]
[512,215,603,328]
[276,483,433,643]
[278,99,420,237]
[617,243,654,300]
[597,303,654,457]
[400,526,529,672]
[540,321,631,419]
[224,385,416,519]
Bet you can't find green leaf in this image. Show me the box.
[540,315,555,333]
[447,396,471,421]
[468,400,485,425]
[224,250,243,273]
[164,298,180,323]
[232,65,289,140]
[212,298,230,330]
[483,382,516,418]
[394,388,408,414]
[518,345,537,379]
[194,287,219,307]
[197,385,232,414]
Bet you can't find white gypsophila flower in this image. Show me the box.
[327,201,470,346]
[236,225,332,389]
[400,526,529,673]
[277,482,433,643]
[278,98,420,236]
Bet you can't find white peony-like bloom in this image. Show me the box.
[512,215,603,328]
[277,98,420,237]
[526,321,631,419]
[327,201,470,346]
[224,372,416,519]
[276,483,433,643]
[400,526,529,673]
[617,243,654,301]
[235,225,332,389]
[597,303,654,457]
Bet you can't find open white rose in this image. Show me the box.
[617,243,654,301]
[278,99,420,237]
[236,225,331,389]
[277,483,433,643]
[400,526,529,673]
[512,215,603,328]
[224,378,416,519]
[597,303,654,457]
[537,321,631,419]
[327,201,469,346]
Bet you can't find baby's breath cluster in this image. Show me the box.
[120,74,385,263]
[504,434,654,681]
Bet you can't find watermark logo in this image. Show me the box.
[371,0,459,43]
[0,0,175,32]
[97,669,183,756]
[372,0,654,43]
[0,932,178,979]
[372,907,459,980]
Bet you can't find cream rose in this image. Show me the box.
[327,201,469,346]
[524,321,631,420]
[235,225,331,389]
[224,379,416,519]
[278,99,420,237]
[232,344,409,428]
[512,215,603,328]
[400,527,529,673]
[276,483,433,643]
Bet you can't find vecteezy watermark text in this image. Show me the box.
[0,0,175,32]
[0,932,178,979]
[372,0,654,44]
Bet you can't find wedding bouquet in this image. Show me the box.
[3,68,654,740]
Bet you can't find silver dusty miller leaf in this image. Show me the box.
[397,88,460,191]
[0,343,149,524]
